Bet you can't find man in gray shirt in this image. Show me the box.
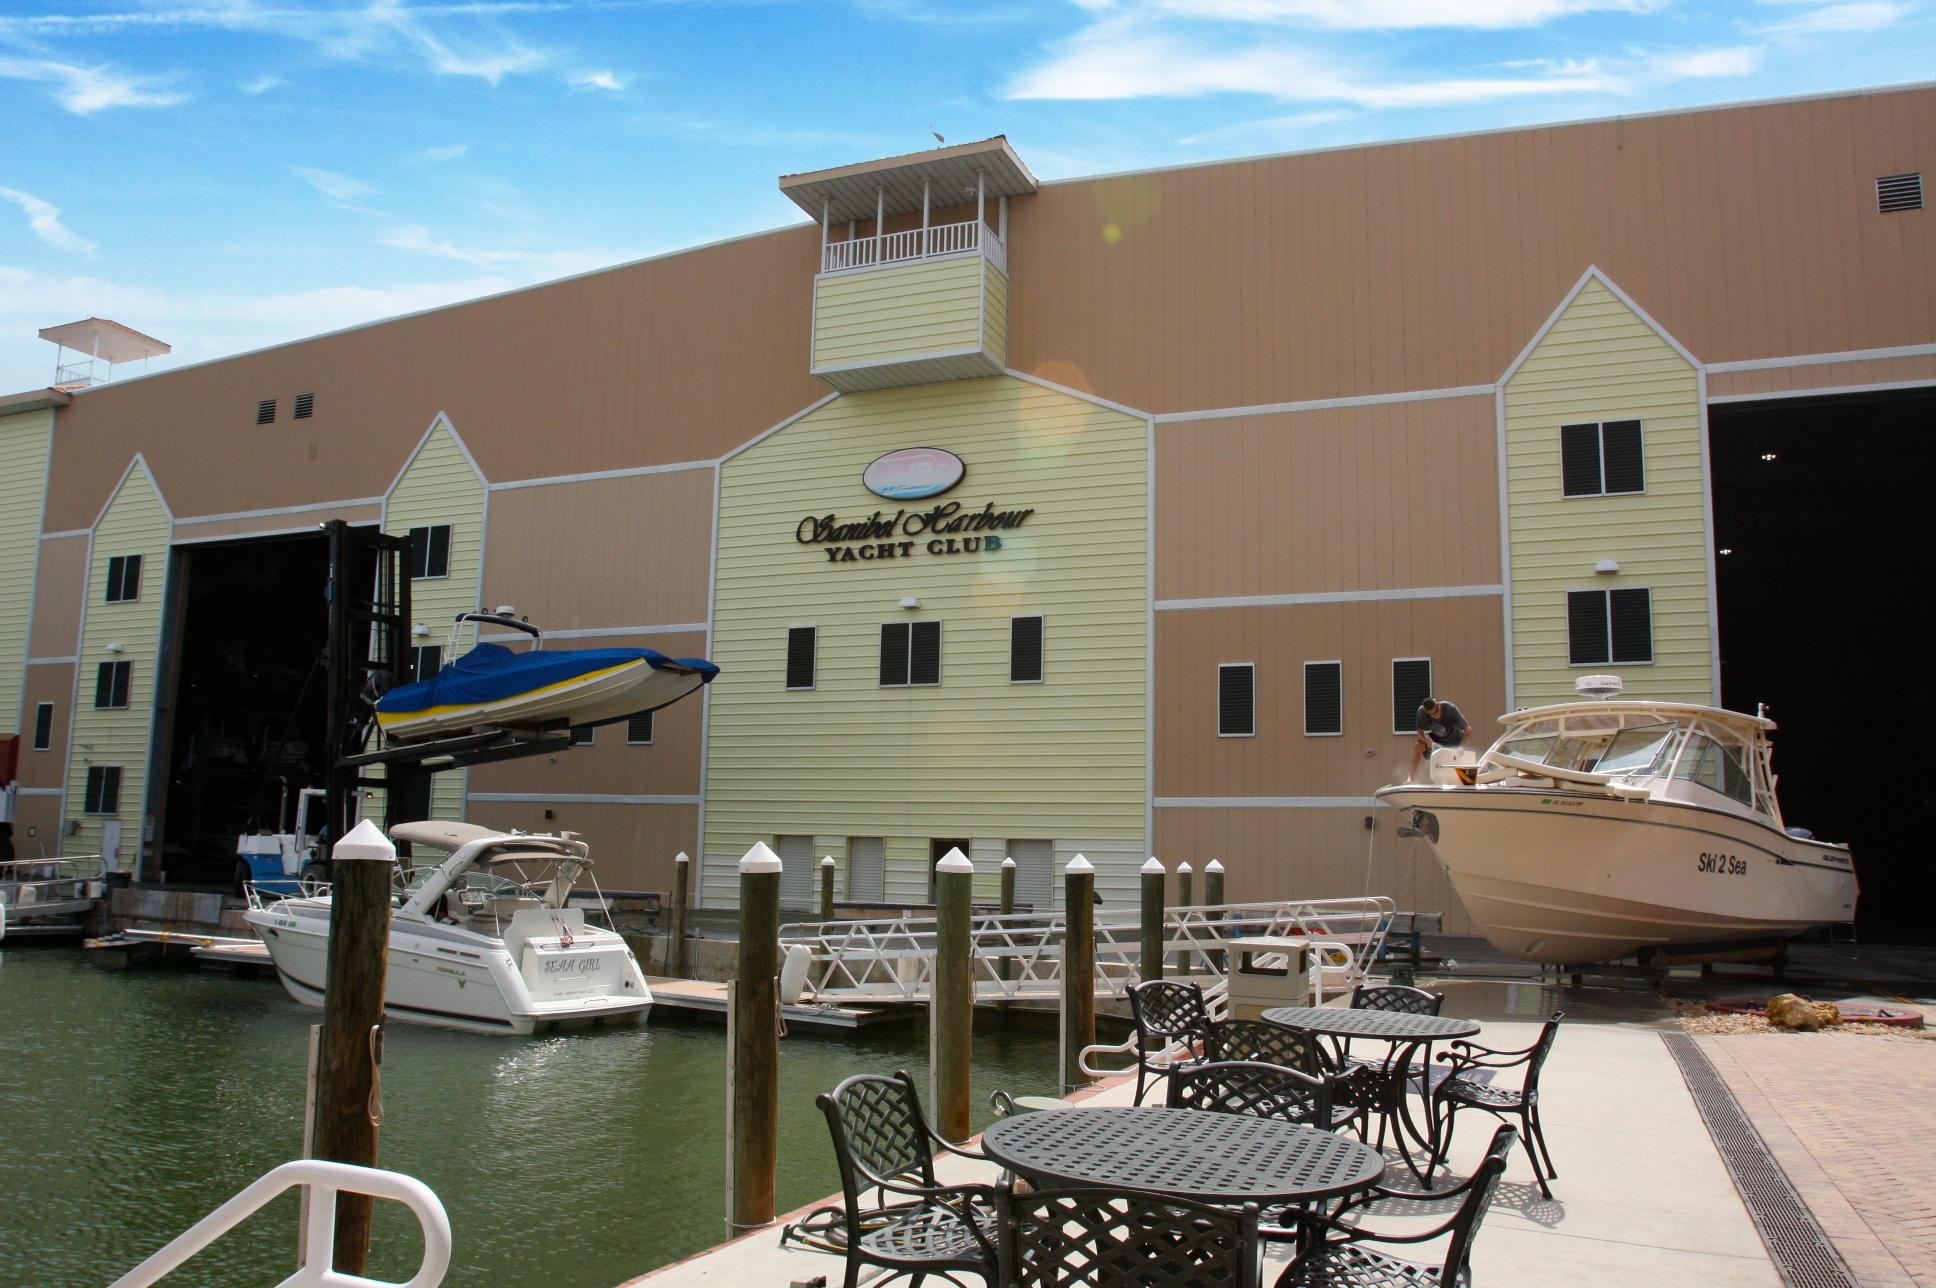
[1410,698,1471,778]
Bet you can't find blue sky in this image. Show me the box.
[0,0,1928,394]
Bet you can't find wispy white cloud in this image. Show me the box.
[567,68,623,90]
[423,142,471,161]
[379,222,609,274]
[1081,0,1659,30]
[0,188,98,256]
[241,73,285,93]
[1652,45,1760,77]
[1753,2,1908,34]
[1177,108,1353,143]
[0,56,186,113]
[293,166,380,201]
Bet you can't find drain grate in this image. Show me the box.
[1662,1032,1856,1288]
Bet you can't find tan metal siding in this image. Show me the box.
[26,536,85,659]
[19,663,73,788]
[481,472,714,630]
[812,257,987,368]
[463,801,697,894]
[1503,278,1711,705]
[172,502,381,542]
[1707,353,1936,399]
[1155,396,1498,601]
[0,409,52,731]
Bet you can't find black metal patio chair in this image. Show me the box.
[1269,1124,1518,1288]
[998,1184,1263,1288]
[1206,1019,1375,1139]
[1168,1059,1334,1131]
[789,1069,999,1288]
[1428,1015,1563,1198]
[1350,984,1445,1016]
[1125,978,1213,1105]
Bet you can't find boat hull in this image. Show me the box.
[1376,784,1857,965]
[243,906,652,1036]
[377,659,705,742]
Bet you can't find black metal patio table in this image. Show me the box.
[1261,1006,1481,1183]
[980,1106,1385,1207]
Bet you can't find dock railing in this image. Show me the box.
[778,896,1397,1006]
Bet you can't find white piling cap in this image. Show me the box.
[1002,857,1016,868]
[1206,859,1225,873]
[1141,856,1165,874]
[935,846,973,873]
[1177,861,1193,874]
[1065,854,1094,874]
[332,818,396,863]
[674,851,690,864]
[821,855,836,867]
[740,841,783,874]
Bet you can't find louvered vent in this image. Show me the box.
[1877,172,1923,213]
[785,626,817,690]
[256,398,277,425]
[1218,663,1255,737]
[293,392,315,419]
[1010,615,1044,683]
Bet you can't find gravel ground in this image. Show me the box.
[1666,997,1934,1039]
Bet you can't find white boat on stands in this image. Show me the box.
[244,821,652,1035]
[1376,676,1857,966]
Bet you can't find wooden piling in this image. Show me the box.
[1060,855,1095,1095]
[312,819,395,1274]
[1205,860,1226,974]
[1175,862,1193,975]
[998,856,1016,985]
[669,852,691,979]
[728,842,781,1232]
[931,847,974,1142]
[1140,856,1166,983]
[819,855,836,922]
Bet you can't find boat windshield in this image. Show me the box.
[1498,733,1605,772]
[1592,722,1678,776]
[1675,733,1756,808]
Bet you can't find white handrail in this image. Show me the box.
[108,1158,451,1288]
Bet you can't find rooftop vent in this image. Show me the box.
[1877,172,1923,213]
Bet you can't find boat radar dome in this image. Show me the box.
[1575,674,1624,700]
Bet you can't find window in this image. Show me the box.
[626,711,654,745]
[785,626,817,690]
[880,620,941,687]
[1010,615,1044,683]
[411,645,442,683]
[105,554,142,602]
[293,392,315,419]
[1391,658,1432,734]
[847,837,885,903]
[83,765,122,815]
[568,724,595,746]
[94,661,131,710]
[1675,735,1754,807]
[1560,420,1644,497]
[1218,663,1255,737]
[1567,588,1653,665]
[1304,661,1343,736]
[33,702,54,751]
[1877,172,1923,213]
[406,525,451,580]
[256,398,277,425]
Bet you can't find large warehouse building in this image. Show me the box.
[2,82,1930,934]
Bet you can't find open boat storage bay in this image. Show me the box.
[0,948,1061,1287]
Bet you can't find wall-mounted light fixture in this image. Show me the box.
[899,596,922,610]
[104,642,124,652]
[1594,559,1620,574]
[411,623,430,638]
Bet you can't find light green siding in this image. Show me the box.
[1504,277,1712,706]
[64,460,171,868]
[812,256,988,369]
[0,409,52,733]
[382,419,488,822]
[704,376,1149,907]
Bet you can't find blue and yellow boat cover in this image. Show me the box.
[375,643,718,723]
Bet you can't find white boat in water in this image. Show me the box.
[244,821,652,1034]
[1376,677,1856,965]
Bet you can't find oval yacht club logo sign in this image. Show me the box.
[863,448,965,500]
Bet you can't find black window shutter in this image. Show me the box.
[909,620,941,685]
[879,622,910,686]
[569,724,594,745]
[34,702,54,750]
[1608,588,1653,663]
[426,525,451,578]
[1219,664,1255,736]
[105,556,124,602]
[1391,659,1432,734]
[94,662,115,708]
[111,661,131,709]
[786,627,817,690]
[1010,616,1044,683]
[1304,662,1343,735]
[414,645,442,681]
[122,554,141,600]
[406,527,430,579]
[101,766,121,813]
[84,766,104,813]
[1600,421,1645,494]
[1568,591,1612,665]
[627,711,654,744]
[1560,423,1604,496]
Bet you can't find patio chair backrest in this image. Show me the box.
[1438,1125,1519,1286]
[1350,984,1444,1015]
[1522,1013,1564,1091]
[1167,1059,1332,1129]
[1129,979,1211,1041]
[1203,1019,1328,1076]
[998,1185,1261,1288]
[818,1070,938,1196]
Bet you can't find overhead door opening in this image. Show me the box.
[1709,386,1935,942]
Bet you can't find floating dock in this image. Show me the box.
[643,976,922,1032]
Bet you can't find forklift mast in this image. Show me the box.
[322,520,420,852]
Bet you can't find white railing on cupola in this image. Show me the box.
[821,217,1005,276]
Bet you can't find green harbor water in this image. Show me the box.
[0,946,1064,1288]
